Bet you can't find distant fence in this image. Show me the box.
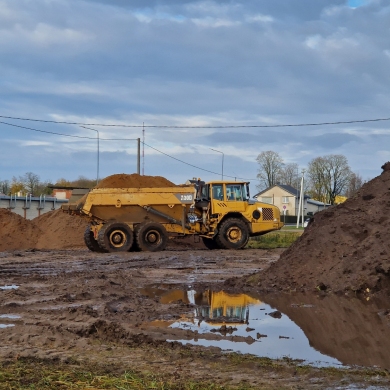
[0,195,68,220]
[280,215,310,224]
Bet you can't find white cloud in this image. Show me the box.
[191,17,240,28]
[20,140,52,147]
[246,14,274,23]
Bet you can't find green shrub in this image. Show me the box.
[246,231,302,249]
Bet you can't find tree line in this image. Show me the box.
[256,151,366,205]
[0,172,97,197]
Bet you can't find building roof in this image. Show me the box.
[254,184,310,199]
[307,199,330,206]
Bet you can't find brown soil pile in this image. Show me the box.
[0,209,39,251]
[96,173,176,188]
[243,162,390,294]
[33,209,87,250]
[0,209,87,252]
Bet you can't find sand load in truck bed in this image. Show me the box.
[95,173,176,189]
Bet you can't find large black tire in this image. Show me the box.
[201,237,221,250]
[215,218,249,250]
[129,224,142,252]
[84,224,106,252]
[97,222,133,252]
[136,221,168,252]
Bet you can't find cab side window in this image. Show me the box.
[212,185,223,200]
[226,184,244,201]
[226,185,235,201]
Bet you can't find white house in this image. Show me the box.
[254,184,329,216]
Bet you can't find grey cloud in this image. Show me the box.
[304,132,362,149]
[1,0,389,185]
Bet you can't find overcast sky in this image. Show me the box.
[1,0,389,192]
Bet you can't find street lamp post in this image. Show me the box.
[210,148,224,180]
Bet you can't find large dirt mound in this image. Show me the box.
[242,162,390,294]
[0,209,39,251]
[96,173,176,188]
[33,209,87,250]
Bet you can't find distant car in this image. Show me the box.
[303,218,312,228]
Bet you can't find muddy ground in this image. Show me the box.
[1,246,389,389]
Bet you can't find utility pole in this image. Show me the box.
[137,138,140,174]
[296,169,305,228]
[142,123,145,175]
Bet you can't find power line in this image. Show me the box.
[1,114,390,128]
[0,121,137,141]
[0,121,95,139]
[143,142,257,181]
[0,120,258,181]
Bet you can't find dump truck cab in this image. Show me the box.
[193,180,284,250]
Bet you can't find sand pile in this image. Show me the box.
[0,174,180,252]
[241,162,390,294]
[0,209,87,252]
[96,173,176,188]
[33,209,87,250]
[0,209,39,251]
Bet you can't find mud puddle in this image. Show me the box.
[0,315,21,319]
[0,284,19,290]
[0,315,19,329]
[142,286,390,370]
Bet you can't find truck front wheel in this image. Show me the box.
[97,222,134,252]
[136,222,168,252]
[216,218,249,249]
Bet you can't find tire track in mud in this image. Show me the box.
[0,252,162,277]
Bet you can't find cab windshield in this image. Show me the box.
[226,184,248,201]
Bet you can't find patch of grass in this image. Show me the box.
[0,358,248,390]
[280,225,304,231]
[246,231,302,249]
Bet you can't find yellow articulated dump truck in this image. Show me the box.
[62,176,283,252]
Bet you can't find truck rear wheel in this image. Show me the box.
[97,222,133,252]
[201,237,221,250]
[216,218,249,250]
[129,224,142,252]
[136,222,168,252]
[84,224,106,252]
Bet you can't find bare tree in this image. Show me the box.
[10,176,25,195]
[307,155,352,205]
[346,172,365,197]
[279,163,300,188]
[21,172,41,195]
[72,175,97,189]
[256,151,284,190]
[0,180,10,195]
[55,178,72,187]
[35,180,54,196]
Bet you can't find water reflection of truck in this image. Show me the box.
[141,288,260,326]
[194,290,260,325]
[62,179,283,252]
